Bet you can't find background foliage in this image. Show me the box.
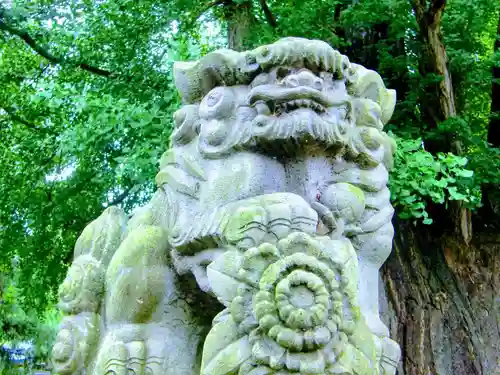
[0,0,499,368]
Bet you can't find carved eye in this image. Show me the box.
[206,90,222,107]
[199,87,235,119]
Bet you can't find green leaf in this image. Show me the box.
[455,169,473,178]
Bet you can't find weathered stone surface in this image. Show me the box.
[51,313,100,375]
[52,37,400,375]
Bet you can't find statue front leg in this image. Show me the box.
[353,203,402,375]
[317,178,401,375]
[92,224,205,375]
[51,207,127,375]
[104,225,169,324]
[354,221,394,339]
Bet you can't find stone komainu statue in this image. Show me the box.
[51,38,401,375]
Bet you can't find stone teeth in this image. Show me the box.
[274,99,326,113]
[255,100,271,115]
[312,102,325,112]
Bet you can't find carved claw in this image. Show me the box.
[310,201,338,234]
[377,336,401,375]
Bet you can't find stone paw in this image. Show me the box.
[222,192,318,249]
[51,313,100,375]
[93,335,163,375]
[376,336,401,375]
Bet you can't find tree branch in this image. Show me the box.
[187,0,229,29]
[258,0,277,28]
[107,187,132,207]
[430,0,446,15]
[427,0,446,27]
[205,0,228,10]
[0,106,41,130]
[0,10,114,77]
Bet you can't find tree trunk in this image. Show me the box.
[380,7,498,371]
[382,9,498,370]
[224,0,254,51]
[380,219,500,375]
[412,0,471,243]
[412,0,458,154]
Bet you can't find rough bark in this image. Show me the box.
[224,0,255,51]
[380,218,500,375]
[412,0,458,152]
[340,7,499,371]
[412,0,471,243]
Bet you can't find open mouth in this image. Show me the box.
[248,84,336,116]
[253,98,326,116]
[276,98,326,115]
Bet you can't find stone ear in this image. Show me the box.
[380,88,396,125]
[173,50,256,104]
[347,65,396,126]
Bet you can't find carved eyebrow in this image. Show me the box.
[296,68,325,79]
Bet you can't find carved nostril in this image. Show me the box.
[313,79,323,91]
